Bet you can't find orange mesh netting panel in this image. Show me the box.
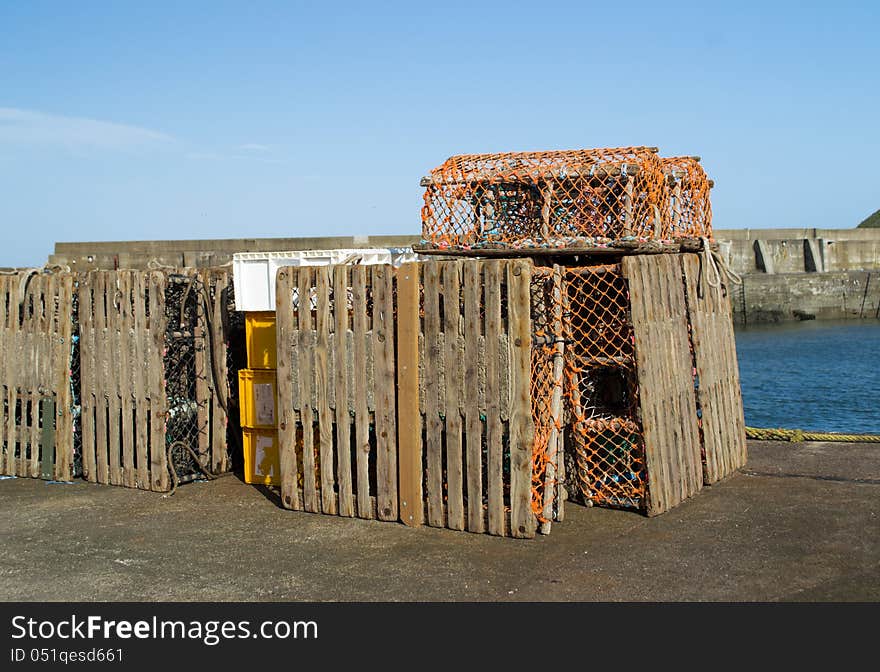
[421,147,683,250]
[529,269,563,523]
[562,265,646,510]
[663,156,713,240]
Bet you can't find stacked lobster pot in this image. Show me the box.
[414,146,747,532]
[0,268,240,493]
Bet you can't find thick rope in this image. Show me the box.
[165,440,217,497]
[1,265,71,319]
[746,426,880,443]
[146,258,178,271]
[701,236,742,289]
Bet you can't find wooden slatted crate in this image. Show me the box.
[275,259,538,538]
[76,269,234,492]
[273,253,746,537]
[0,272,75,481]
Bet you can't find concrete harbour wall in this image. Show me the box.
[45,229,880,325]
[712,228,880,324]
[729,270,880,326]
[714,228,880,275]
[48,235,422,271]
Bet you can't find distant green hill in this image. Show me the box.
[858,208,880,227]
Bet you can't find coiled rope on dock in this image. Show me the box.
[745,427,880,443]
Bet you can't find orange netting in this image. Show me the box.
[529,264,647,514]
[529,270,564,522]
[663,156,713,240]
[421,147,712,250]
[563,264,645,509]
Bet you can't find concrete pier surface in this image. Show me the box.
[1,440,877,602]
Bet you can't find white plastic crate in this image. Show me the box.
[232,248,420,312]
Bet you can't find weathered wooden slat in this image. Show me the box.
[297,268,319,513]
[133,273,150,489]
[333,265,354,517]
[209,272,229,474]
[717,320,737,477]
[624,255,702,516]
[702,311,724,479]
[351,265,372,519]
[200,272,217,468]
[78,273,96,482]
[667,257,703,501]
[0,277,7,476]
[372,265,398,522]
[651,259,677,509]
[484,261,504,536]
[40,277,51,479]
[40,398,55,480]
[28,278,43,478]
[107,274,123,486]
[117,273,135,487]
[396,262,423,527]
[719,291,741,477]
[104,272,121,485]
[508,259,536,538]
[708,383,725,476]
[19,280,33,477]
[43,276,57,480]
[2,275,16,477]
[422,261,445,528]
[30,279,41,479]
[93,272,110,485]
[38,277,51,479]
[723,347,740,477]
[463,261,484,533]
[16,279,30,477]
[7,278,20,477]
[442,261,465,531]
[194,272,210,476]
[680,254,748,484]
[42,275,57,480]
[8,276,18,476]
[314,266,337,515]
[3,276,12,476]
[11,281,23,477]
[22,278,34,477]
[148,271,169,492]
[13,276,24,476]
[14,278,27,478]
[7,275,16,477]
[658,260,680,504]
[629,259,664,509]
[54,274,74,481]
[276,267,301,510]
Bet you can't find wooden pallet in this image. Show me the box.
[77,270,232,491]
[680,254,748,483]
[623,255,704,515]
[275,259,537,538]
[0,272,75,481]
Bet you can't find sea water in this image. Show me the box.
[734,320,880,434]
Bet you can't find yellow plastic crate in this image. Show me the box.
[243,428,281,486]
[238,369,277,429]
[245,311,277,369]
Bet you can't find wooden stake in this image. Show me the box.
[396,262,423,527]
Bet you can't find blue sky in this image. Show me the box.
[1,1,878,267]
